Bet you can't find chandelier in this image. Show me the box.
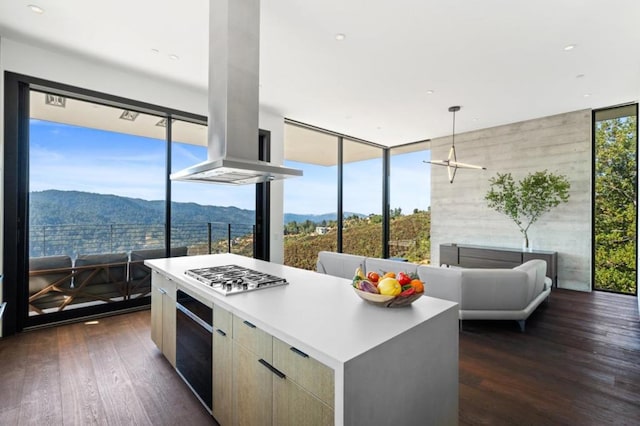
[427,106,486,183]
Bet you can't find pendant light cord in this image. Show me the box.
[451,108,456,149]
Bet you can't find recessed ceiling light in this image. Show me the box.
[576,74,585,79]
[335,33,346,41]
[426,90,435,95]
[120,110,139,121]
[45,94,66,108]
[583,93,592,98]
[151,48,159,54]
[27,4,44,14]
[564,44,576,51]
[169,54,179,60]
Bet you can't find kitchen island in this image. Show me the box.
[146,253,458,426]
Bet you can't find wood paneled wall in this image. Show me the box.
[430,109,592,291]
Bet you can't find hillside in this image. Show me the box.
[30,190,359,226]
[28,190,430,267]
[29,190,256,226]
[283,211,431,270]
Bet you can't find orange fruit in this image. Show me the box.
[383,272,396,279]
[410,279,424,293]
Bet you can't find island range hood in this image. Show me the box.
[170,0,302,185]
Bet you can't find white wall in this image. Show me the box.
[430,109,592,291]
[0,38,287,282]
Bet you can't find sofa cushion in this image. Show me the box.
[460,269,530,311]
[29,255,73,294]
[365,258,418,277]
[316,251,366,280]
[513,259,547,299]
[417,265,462,304]
[74,253,128,300]
[130,246,188,280]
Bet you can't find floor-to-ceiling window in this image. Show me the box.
[282,121,431,270]
[389,141,431,263]
[283,124,338,270]
[593,104,638,295]
[171,120,256,257]
[342,139,384,257]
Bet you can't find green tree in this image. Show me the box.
[594,115,637,294]
[485,170,570,248]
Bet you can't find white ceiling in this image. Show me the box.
[1,0,639,147]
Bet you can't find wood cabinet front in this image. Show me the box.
[150,271,176,367]
[213,305,233,426]
[273,377,334,426]
[228,314,334,426]
[273,338,334,408]
[273,337,334,426]
[233,341,273,426]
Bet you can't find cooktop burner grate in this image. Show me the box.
[184,264,288,295]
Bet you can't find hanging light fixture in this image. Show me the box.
[426,106,486,183]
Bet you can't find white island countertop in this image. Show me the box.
[146,253,457,370]
[147,253,459,425]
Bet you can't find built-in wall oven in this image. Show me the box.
[176,289,213,411]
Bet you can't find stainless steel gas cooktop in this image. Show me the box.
[184,264,288,296]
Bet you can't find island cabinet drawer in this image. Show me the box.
[272,337,335,408]
[232,313,272,360]
[213,304,232,335]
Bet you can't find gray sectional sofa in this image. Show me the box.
[316,251,552,331]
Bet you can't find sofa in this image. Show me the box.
[316,251,418,280]
[417,260,551,331]
[316,251,551,331]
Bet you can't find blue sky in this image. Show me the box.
[29,120,431,215]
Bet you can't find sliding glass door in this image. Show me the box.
[3,73,269,333]
[28,91,167,321]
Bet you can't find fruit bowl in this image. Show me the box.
[351,268,425,308]
[353,287,423,308]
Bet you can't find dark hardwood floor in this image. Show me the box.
[0,289,638,425]
[0,309,215,426]
[459,289,640,426]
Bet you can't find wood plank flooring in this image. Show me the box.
[0,289,638,425]
[459,289,640,426]
[0,310,215,426]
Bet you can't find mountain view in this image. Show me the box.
[29,190,431,269]
[30,190,362,228]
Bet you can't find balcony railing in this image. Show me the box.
[29,222,255,258]
[27,222,255,315]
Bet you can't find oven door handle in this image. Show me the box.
[176,302,213,334]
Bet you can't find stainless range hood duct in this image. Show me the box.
[170,0,302,185]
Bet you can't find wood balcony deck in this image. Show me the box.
[0,289,638,425]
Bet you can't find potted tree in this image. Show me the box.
[485,170,570,250]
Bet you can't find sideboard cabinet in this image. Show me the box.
[440,244,557,287]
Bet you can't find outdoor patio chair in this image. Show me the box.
[28,255,73,314]
[128,247,188,299]
[66,252,129,308]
